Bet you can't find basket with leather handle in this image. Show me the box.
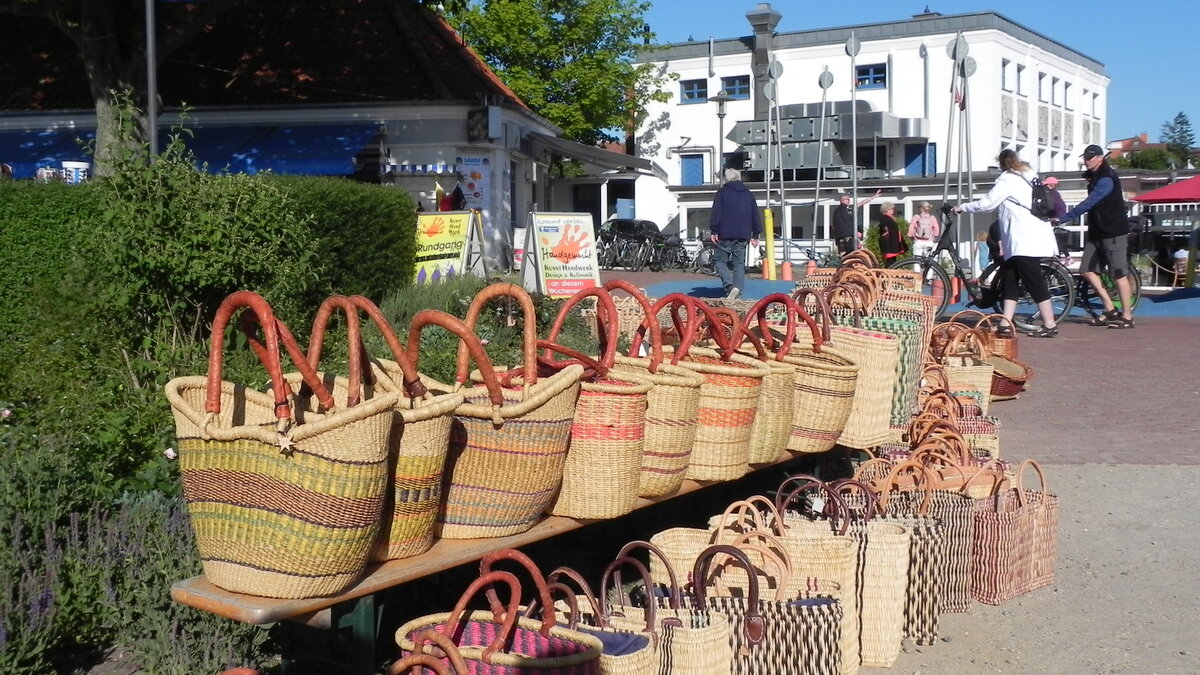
[306,295,465,562]
[604,280,705,498]
[657,294,772,481]
[414,283,584,539]
[166,291,399,598]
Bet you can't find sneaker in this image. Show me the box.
[726,287,740,300]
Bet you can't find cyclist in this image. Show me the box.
[954,148,1061,337]
[1053,144,1135,329]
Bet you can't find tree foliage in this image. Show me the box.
[1113,147,1178,171]
[450,0,668,146]
[1159,111,1196,165]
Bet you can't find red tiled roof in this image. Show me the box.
[0,0,527,113]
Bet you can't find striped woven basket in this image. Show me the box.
[416,284,583,539]
[605,280,705,498]
[166,291,398,598]
[708,305,794,465]
[658,295,770,481]
[396,569,603,674]
[542,287,652,520]
[316,296,467,562]
[757,292,859,455]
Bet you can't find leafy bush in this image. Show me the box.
[273,175,418,302]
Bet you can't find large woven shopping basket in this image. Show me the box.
[166,291,399,598]
[415,283,583,539]
[708,305,795,464]
[682,544,843,675]
[540,287,652,520]
[657,294,771,481]
[396,568,603,674]
[605,280,705,498]
[313,296,467,562]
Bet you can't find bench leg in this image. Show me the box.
[279,594,379,675]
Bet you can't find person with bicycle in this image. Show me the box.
[907,201,941,257]
[953,148,1061,337]
[1053,144,1135,329]
[710,167,762,299]
[832,189,883,256]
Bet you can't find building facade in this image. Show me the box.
[630,5,1110,248]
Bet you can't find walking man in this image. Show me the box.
[710,168,762,299]
[1054,145,1135,328]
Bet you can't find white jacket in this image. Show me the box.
[959,170,1058,258]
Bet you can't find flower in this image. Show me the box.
[1,409,11,419]
[163,447,177,460]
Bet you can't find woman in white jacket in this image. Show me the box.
[954,149,1061,337]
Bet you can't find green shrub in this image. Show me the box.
[273,175,418,302]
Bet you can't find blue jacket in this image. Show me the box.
[710,181,762,240]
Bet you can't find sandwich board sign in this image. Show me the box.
[520,212,600,298]
[413,210,487,284]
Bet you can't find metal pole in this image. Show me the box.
[811,67,834,253]
[846,33,861,232]
[145,0,158,159]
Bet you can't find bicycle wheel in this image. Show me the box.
[1076,267,1142,317]
[887,256,953,317]
[991,261,1075,332]
[628,241,649,272]
[597,239,616,270]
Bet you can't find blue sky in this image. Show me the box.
[643,1,1198,143]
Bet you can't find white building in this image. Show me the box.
[631,5,1109,250]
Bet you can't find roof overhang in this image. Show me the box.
[528,132,666,181]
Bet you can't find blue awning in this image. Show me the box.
[185,123,382,176]
[0,129,94,180]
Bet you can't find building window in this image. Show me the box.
[1038,72,1047,102]
[720,75,751,100]
[1064,82,1073,110]
[679,79,707,104]
[1052,77,1060,106]
[681,154,705,186]
[1016,64,1026,96]
[855,63,887,90]
[1092,93,1101,119]
[1001,58,1012,92]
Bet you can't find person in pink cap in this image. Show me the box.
[1043,176,1068,220]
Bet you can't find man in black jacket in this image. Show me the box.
[831,189,882,256]
[1056,144,1135,328]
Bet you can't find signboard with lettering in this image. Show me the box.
[413,211,485,284]
[520,212,600,298]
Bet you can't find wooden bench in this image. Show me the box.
[172,453,808,673]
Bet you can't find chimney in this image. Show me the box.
[746,3,783,121]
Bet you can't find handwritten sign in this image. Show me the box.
[522,213,600,298]
[413,211,475,284]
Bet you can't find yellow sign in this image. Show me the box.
[413,211,474,284]
[526,213,600,298]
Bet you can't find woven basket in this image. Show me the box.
[166,291,398,598]
[709,305,795,464]
[608,541,735,675]
[397,569,603,674]
[937,327,994,416]
[657,295,770,482]
[976,314,1019,360]
[417,284,583,539]
[603,281,705,498]
[757,292,859,455]
[986,352,1032,401]
[542,287,652,520]
[306,296,464,563]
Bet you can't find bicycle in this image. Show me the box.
[646,232,691,272]
[1061,248,1142,323]
[886,205,1076,329]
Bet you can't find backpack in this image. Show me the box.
[1028,177,1056,220]
[1007,174,1055,220]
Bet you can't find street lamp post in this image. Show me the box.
[709,93,733,182]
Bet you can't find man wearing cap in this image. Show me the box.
[831,189,883,256]
[1055,144,1135,328]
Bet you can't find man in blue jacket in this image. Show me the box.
[709,168,762,299]
[1054,145,1134,328]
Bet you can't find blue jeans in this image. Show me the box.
[714,238,747,294]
